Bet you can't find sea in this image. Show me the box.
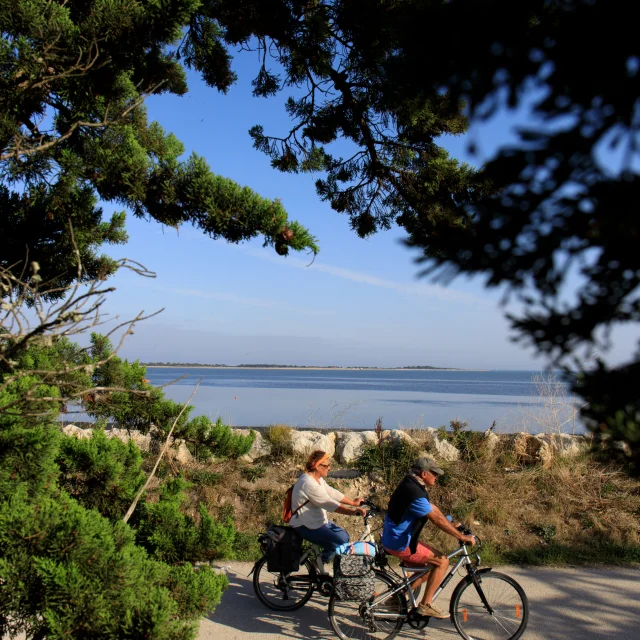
[142,368,583,434]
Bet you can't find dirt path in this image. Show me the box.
[201,562,640,639]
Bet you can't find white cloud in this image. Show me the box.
[245,250,490,305]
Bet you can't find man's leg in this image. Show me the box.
[420,553,449,606]
[402,542,449,606]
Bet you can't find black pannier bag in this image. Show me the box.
[258,525,303,573]
[333,554,376,601]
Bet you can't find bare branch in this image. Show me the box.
[122,380,202,524]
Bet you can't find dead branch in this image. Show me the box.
[122,380,202,524]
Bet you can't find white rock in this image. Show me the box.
[235,429,271,462]
[173,440,194,464]
[106,427,153,452]
[289,430,336,457]
[533,433,591,462]
[483,430,500,454]
[382,429,416,446]
[431,436,460,462]
[62,424,91,439]
[335,431,378,463]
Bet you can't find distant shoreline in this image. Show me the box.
[142,365,489,372]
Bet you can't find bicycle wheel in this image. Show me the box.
[451,571,529,640]
[252,556,315,611]
[328,569,408,640]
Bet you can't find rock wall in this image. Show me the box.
[61,423,594,467]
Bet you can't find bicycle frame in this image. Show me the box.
[366,543,477,617]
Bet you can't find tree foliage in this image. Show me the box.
[0,0,318,299]
[197,0,638,467]
[133,477,237,563]
[86,333,255,460]
[56,428,146,520]
[3,3,640,636]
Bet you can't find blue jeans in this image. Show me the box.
[295,521,350,563]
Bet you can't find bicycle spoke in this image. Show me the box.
[452,572,529,640]
[252,557,315,611]
[328,570,407,640]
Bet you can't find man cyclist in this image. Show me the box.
[382,457,475,619]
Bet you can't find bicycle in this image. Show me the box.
[328,525,529,640]
[251,499,380,611]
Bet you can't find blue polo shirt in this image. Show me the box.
[381,497,432,551]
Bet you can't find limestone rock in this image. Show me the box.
[235,429,271,462]
[382,429,416,446]
[107,427,152,452]
[174,440,194,464]
[335,430,378,463]
[289,430,336,457]
[483,430,501,455]
[533,433,591,464]
[62,424,91,439]
[431,436,460,462]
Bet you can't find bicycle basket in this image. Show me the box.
[333,554,375,601]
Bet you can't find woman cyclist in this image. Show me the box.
[289,450,367,571]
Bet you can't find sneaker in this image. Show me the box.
[417,602,449,619]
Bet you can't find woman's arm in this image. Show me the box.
[340,496,365,507]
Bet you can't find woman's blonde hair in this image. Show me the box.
[305,450,328,472]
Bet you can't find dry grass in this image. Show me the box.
[170,442,640,565]
[428,452,640,564]
[263,424,295,458]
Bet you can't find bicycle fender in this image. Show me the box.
[248,556,265,577]
[448,568,493,615]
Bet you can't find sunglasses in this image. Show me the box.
[318,463,331,468]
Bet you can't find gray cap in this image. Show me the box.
[412,456,444,476]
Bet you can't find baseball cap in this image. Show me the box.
[412,457,444,476]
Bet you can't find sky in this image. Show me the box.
[98,50,637,370]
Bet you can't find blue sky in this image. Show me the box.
[100,51,637,370]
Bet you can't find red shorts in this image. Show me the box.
[384,541,436,566]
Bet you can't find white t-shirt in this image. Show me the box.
[289,473,345,530]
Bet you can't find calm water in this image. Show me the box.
[143,368,581,433]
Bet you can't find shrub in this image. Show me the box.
[437,420,485,462]
[133,477,237,563]
[188,469,222,487]
[232,530,262,561]
[264,424,294,458]
[356,439,421,488]
[56,429,146,520]
[181,416,255,462]
[241,464,267,482]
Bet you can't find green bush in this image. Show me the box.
[437,420,485,462]
[0,486,228,640]
[188,469,222,487]
[56,429,145,520]
[133,477,237,563]
[241,464,267,482]
[357,439,421,488]
[181,416,255,462]
[233,530,262,561]
[264,424,294,458]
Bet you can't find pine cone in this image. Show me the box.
[281,226,294,242]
